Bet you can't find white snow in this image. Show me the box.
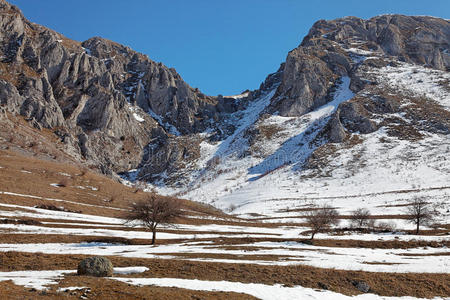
[0,191,125,212]
[0,238,447,273]
[371,63,450,110]
[0,270,72,290]
[58,172,71,177]
[113,266,149,275]
[0,222,280,241]
[0,268,444,299]
[224,91,250,99]
[133,112,145,122]
[128,105,147,123]
[0,202,125,224]
[0,267,147,291]
[346,47,375,56]
[113,277,445,300]
[82,47,92,56]
[121,71,449,232]
[160,77,355,212]
[57,286,88,292]
[148,108,181,136]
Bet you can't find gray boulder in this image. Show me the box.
[353,280,370,293]
[77,256,113,277]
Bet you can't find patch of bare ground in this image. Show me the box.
[263,186,450,202]
[362,262,404,265]
[0,149,248,225]
[0,214,117,226]
[175,217,276,227]
[396,252,450,257]
[0,279,256,300]
[0,234,190,246]
[155,252,297,261]
[1,232,447,250]
[200,237,450,249]
[251,214,416,222]
[0,252,449,298]
[0,218,276,237]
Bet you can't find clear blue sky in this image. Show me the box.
[8,0,449,96]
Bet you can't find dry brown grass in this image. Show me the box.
[197,236,450,250]
[0,252,448,298]
[2,229,447,250]
[0,148,232,223]
[257,124,282,140]
[0,233,186,246]
[0,278,256,300]
[155,252,295,261]
[0,62,40,85]
[0,128,448,298]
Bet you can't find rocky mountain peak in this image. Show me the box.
[267,14,449,118]
[0,1,448,200]
[304,14,449,69]
[0,0,237,175]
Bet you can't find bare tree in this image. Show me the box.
[305,204,340,240]
[125,195,183,245]
[404,197,435,235]
[350,208,371,229]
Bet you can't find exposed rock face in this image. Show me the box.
[304,15,450,70]
[268,15,450,117]
[138,135,201,185]
[79,37,219,134]
[0,0,230,175]
[327,111,348,143]
[77,256,113,277]
[269,44,346,116]
[0,0,448,188]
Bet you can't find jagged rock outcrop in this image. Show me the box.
[0,0,234,174]
[0,0,448,188]
[80,37,219,134]
[138,135,202,185]
[269,44,347,116]
[267,15,449,117]
[327,111,348,143]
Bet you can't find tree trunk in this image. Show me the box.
[416,222,419,235]
[311,231,315,240]
[151,229,156,245]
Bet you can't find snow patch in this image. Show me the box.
[133,113,144,122]
[113,266,149,275]
[371,63,450,110]
[113,277,442,300]
[0,270,72,290]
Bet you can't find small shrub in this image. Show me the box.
[206,156,221,170]
[377,221,396,232]
[367,219,377,231]
[304,204,340,240]
[350,208,371,229]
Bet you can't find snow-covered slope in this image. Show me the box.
[161,77,354,206]
[107,15,450,227]
[145,51,449,227]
